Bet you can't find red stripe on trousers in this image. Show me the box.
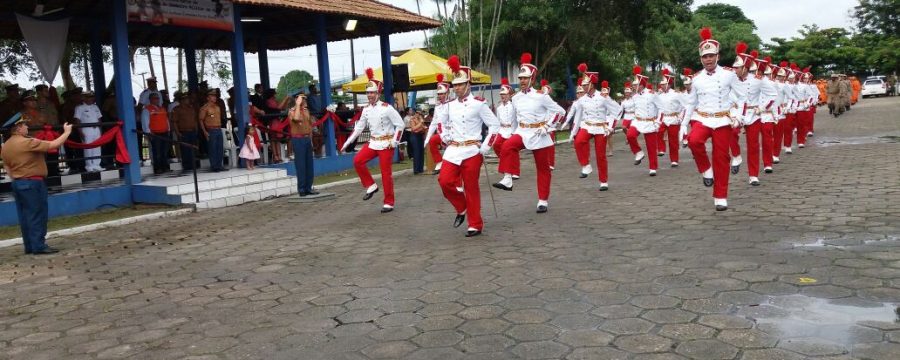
[353,144,395,206]
[438,154,484,230]
[688,122,731,199]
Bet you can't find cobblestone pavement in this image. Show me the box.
[1,97,899,360]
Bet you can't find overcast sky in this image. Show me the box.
[14,0,859,98]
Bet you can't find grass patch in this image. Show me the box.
[0,204,180,240]
[313,160,414,185]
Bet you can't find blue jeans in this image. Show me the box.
[409,132,425,174]
[179,131,198,170]
[207,129,225,171]
[292,137,314,194]
[11,179,49,254]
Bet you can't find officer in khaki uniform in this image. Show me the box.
[1,113,73,255]
[172,93,201,172]
[289,94,317,196]
[839,74,852,112]
[200,89,225,172]
[826,73,842,117]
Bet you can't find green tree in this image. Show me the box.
[275,70,314,100]
[853,0,899,36]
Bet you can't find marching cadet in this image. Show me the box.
[795,68,817,148]
[434,55,501,237]
[493,78,517,160]
[539,79,559,171]
[568,64,621,190]
[625,65,663,176]
[755,56,779,176]
[733,47,764,184]
[681,27,747,211]
[493,53,565,213]
[619,81,635,147]
[656,69,685,168]
[781,64,801,155]
[424,74,451,175]
[341,68,405,213]
[726,43,756,176]
[772,61,790,162]
[678,68,695,146]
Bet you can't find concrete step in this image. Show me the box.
[195,183,296,209]
[132,168,296,207]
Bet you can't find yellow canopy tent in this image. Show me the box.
[342,48,492,93]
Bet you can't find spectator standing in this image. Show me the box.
[289,94,317,196]
[200,90,225,172]
[140,93,171,174]
[138,77,161,108]
[172,93,200,173]
[74,92,104,172]
[408,110,428,174]
[1,115,73,254]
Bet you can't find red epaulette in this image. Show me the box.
[381,102,389,106]
[723,67,734,72]
[473,96,485,102]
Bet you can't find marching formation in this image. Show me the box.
[345,27,822,236]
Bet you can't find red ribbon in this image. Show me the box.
[34,122,131,164]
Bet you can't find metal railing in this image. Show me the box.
[134,130,202,206]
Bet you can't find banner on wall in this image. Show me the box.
[127,0,234,31]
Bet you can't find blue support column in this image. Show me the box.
[315,14,336,157]
[565,64,575,101]
[379,23,394,105]
[407,91,417,110]
[89,22,106,102]
[231,4,250,152]
[111,0,141,184]
[258,37,270,90]
[185,34,199,91]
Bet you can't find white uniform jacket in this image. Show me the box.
[572,91,621,136]
[631,89,663,134]
[510,89,565,150]
[683,65,745,131]
[437,93,501,165]
[343,100,405,151]
[495,101,517,139]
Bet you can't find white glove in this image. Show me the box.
[479,141,492,155]
[679,124,689,141]
[390,140,399,148]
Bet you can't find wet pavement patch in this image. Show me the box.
[817,134,900,147]
[736,294,899,356]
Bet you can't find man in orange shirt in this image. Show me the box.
[141,93,172,174]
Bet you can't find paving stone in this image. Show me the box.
[717,329,778,348]
[776,337,849,357]
[641,309,698,324]
[675,339,739,359]
[410,329,463,347]
[458,334,515,353]
[505,324,559,341]
[698,314,754,329]
[510,340,570,359]
[599,318,655,335]
[659,323,718,341]
[614,334,674,353]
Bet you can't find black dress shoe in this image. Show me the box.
[308,190,320,195]
[363,188,379,201]
[465,229,482,237]
[536,205,548,213]
[599,185,608,191]
[715,205,728,211]
[634,158,642,165]
[432,170,440,175]
[380,207,393,213]
[453,214,466,228]
[298,192,310,197]
[750,180,760,186]
[658,152,665,157]
[579,173,588,179]
[773,159,780,164]
[731,165,740,174]
[703,178,714,187]
[492,183,513,191]
[33,247,59,255]
[764,168,773,174]
[671,163,679,168]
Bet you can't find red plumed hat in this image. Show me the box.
[601,80,609,89]
[447,55,461,73]
[780,61,788,68]
[518,52,537,79]
[577,63,588,74]
[699,27,719,55]
[500,77,509,86]
[364,68,382,92]
[540,79,548,87]
[435,73,449,94]
[447,54,472,85]
[683,68,693,76]
[700,27,712,41]
[735,42,748,55]
[499,77,512,95]
[633,65,642,75]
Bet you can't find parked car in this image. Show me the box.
[861,78,887,97]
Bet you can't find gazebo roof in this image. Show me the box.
[0,0,441,52]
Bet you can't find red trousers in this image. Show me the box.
[428,135,444,165]
[498,134,553,201]
[759,122,775,168]
[773,120,785,157]
[353,144,395,206]
[783,113,796,147]
[687,123,732,199]
[659,124,680,163]
[795,110,811,146]
[573,129,609,182]
[438,155,484,230]
[743,121,768,177]
[621,120,632,131]
[492,136,508,172]
[626,126,658,170]
[730,126,742,158]
[657,126,667,154]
